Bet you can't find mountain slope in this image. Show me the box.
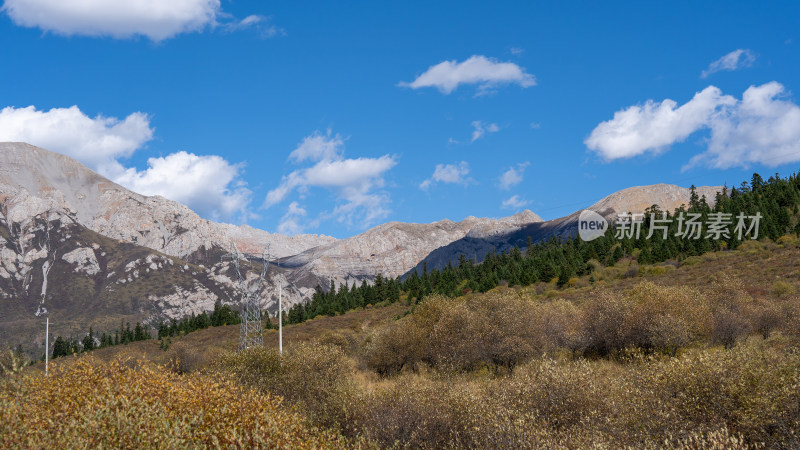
[411,183,723,273]
[0,142,335,259]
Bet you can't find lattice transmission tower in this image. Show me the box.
[227,243,269,351]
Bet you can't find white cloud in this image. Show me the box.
[289,129,343,163]
[223,14,283,38]
[701,49,756,78]
[115,151,251,220]
[585,86,735,160]
[586,82,800,169]
[399,55,536,95]
[0,105,153,175]
[420,161,470,190]
[688,81,800,169]
[277,201,308,235]
[0,104,250,221]
[502,195,529,210]
[471,121,500,142]
[499,162,529,190]
[530,122,541,129]
[264,131,397,228]
[1,0,223,41]
[510,47,524,55]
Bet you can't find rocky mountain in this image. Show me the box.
[0,142,336,259]
[277,210,542,284]
[0,142,722,354]
[411,183,722,273]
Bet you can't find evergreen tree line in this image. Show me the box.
[157,300,241,338]
[285,171,800,325]
[51,322,151,359]
[50,301,241,359]
[285,276,402,325]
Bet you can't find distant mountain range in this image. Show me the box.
[0,142,721,351]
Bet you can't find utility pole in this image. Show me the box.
[44,316,49,376]
[278,282,283,356]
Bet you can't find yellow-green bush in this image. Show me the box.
[0,357,348,448]
[623,281,711,355]
[772,280,796,297]
[213,343,357,430]
[345,338,799,448]
[363,293,540,374]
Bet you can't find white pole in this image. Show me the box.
[45,317,49,376]
[278,282,282,356]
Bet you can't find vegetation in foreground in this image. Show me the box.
[0,357,354,448]
[4,230,800,448]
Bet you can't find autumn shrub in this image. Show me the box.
[0,357,349,448]
[352,373,609,449]
[350,339,800,448]
[315,329,359,356]
[645,338,800,448]
[745,299,784,339]
[167,340,207,373]
[531,299,585,354]
[465,291,539,372]
[781,298,800,339]
[361,316,426,375]
[707,274,755,348]
[739,240,767,253]
[363,292,540,374]
[772,280,797,297]
[213,343,357,430]
[0,348,27,378]
[581,288,634,356]
[623,281,711,355]
[711,309,752,348]
[495,357,608,432]
[776,234,798,247]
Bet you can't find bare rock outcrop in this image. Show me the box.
[62,247,100,276]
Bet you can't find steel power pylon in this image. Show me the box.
[227,243,269,351]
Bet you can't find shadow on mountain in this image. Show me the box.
[406,207,616,277]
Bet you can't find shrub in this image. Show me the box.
[532,299,585,354]
[581,288,633,356]
[315,329,359,356]
[750,300,783,339]
[0,348,27,378]
[362,318,426,376]
[711,308,751,349]
[0,358,348,448]
[213,343,357,430]
[363,293,541,375]
[707,274,755,348]
[772,280,796,297]
[623,282,711,355]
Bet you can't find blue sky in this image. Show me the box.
[0,1,798,238]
